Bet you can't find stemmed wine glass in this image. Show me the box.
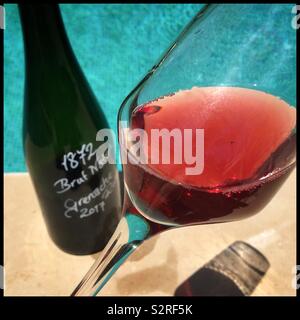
[72,4,296,296]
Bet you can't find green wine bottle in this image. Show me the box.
[19,4,122,255]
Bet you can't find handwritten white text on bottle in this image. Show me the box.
[53,147,108,194]
[64,172,115,219]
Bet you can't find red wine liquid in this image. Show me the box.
[122,87,296,226]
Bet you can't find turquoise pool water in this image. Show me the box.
[4,4,203,172]
[4,4,296,173]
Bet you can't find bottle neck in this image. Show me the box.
[19,4,76,69]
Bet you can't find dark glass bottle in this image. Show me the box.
[19,4,122,255]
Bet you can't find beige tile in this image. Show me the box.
[4,171,296,296]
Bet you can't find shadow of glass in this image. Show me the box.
[91,171,125,261]
[116,246,178,295]
[175,241,270,296]
[129,235,158,262]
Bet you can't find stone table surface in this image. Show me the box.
[4,171,296,296]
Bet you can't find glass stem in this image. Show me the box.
[71,212,150,296]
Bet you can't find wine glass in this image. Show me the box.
[72,4,296,296]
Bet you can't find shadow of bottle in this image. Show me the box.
[175,241,270,296]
